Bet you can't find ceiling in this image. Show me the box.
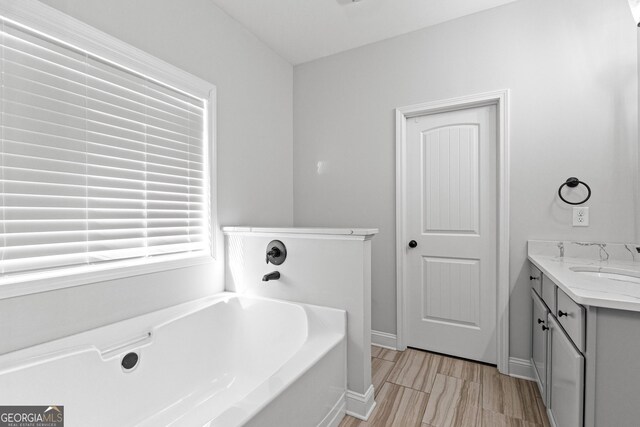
[209,0,519,65]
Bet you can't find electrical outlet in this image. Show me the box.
[573,207,589,227]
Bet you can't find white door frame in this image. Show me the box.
[395,89,510,374]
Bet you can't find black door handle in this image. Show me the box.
[537,318,545,324]
[558,310,568,317]
[542,325,549,331]
[408,240,418,248]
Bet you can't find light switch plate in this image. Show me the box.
[573,207,589,227]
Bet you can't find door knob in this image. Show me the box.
[408,240,418,248]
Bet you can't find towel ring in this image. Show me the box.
[558,177,591,205]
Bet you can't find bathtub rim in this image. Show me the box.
[0,292,345,374]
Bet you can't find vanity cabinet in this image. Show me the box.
[531,267,584,427]
[529,242,640,427]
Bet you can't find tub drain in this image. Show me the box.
[121,352,139,371]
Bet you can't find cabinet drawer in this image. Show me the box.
[530,264,542,296]
[557,288,586,352]
[541,275,556,313]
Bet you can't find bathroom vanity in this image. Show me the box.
[528,241,640,427]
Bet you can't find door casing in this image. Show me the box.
[395,90,510,374]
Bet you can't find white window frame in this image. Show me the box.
[0,0,217,299]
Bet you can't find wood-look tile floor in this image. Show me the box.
[341,346,550,427]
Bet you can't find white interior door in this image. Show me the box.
[405,104,497,364]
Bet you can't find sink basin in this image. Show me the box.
[570,267,640,284]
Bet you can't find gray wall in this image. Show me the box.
[293,0,638,360]
[0,0,294,354]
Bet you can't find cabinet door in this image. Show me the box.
[548,316,584,427]
[531,289,548,404]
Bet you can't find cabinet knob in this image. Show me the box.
[541,325,549,331]
[558,310,568,317]
[530,276,540,281]
[408,240,418,248]
[537,318,545,324]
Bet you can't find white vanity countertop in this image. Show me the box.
[528,240,640,312]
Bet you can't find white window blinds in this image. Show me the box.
[0,20,211,279]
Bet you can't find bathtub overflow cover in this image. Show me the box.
[121,352,139,371]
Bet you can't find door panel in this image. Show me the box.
[422,257,480,327]
[422,125,479,234]
[405,105,497,363]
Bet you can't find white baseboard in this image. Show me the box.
[320,392,346,427]
[509,357,534,380]
[371,330,397,350]
[345,385,376,421]
[547,406,557,427]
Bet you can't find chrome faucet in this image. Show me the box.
[262,271,280,282]
[557,242,564,258]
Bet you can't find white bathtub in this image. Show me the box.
[0,293,347,427]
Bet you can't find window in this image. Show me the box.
[0,3,215,296]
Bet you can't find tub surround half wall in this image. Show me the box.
[223,227,378,420]
[223,227,379,236]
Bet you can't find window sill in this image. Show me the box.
[0,253,214,300]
